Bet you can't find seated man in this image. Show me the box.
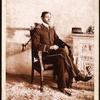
[32,11,92,96]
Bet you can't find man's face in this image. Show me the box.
[42,13,51,25]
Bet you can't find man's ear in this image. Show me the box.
[41,17,43,21]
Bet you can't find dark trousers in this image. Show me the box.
[43,48,79,89]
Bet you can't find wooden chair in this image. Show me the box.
[22,27,55,91]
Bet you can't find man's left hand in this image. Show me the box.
[50,45,59,50]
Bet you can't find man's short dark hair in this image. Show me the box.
[41,11,51,18]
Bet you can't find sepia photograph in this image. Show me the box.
[2,0,99,100]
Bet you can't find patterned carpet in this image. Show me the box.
[6,73,94,100]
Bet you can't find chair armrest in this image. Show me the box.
[21,38,31,51]
[38,51,44,71]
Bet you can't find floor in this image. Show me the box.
[6,73,94,100]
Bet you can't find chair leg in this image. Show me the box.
[31,66,34,84]
[53,71,57,81]
[40,70,43,92]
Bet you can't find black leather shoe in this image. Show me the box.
[75,72,92,82]
[60,88,72,96]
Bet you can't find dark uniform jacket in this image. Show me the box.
[32,23,69,53]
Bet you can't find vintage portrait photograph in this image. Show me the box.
[2,0,99,100]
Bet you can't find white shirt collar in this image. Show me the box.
[42,22,49,28]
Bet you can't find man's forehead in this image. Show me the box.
[44,13,52,17]
[45,13,51,16]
